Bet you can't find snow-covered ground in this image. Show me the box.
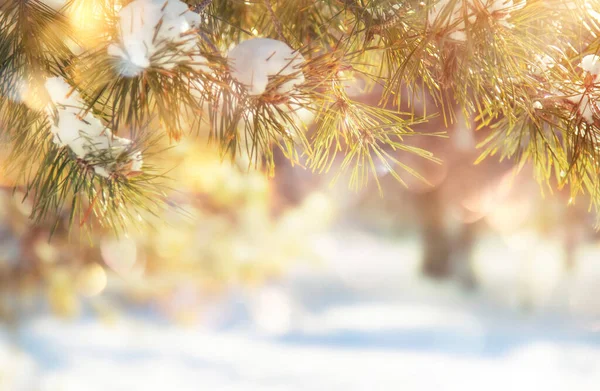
[1,229,600,391]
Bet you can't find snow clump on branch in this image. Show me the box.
[563,55,600,125]
[428,0,526,41]
[107,0,203,77]
[227,38,306,96]
[45,77,143,178]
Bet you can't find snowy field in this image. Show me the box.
[1,229,600,391]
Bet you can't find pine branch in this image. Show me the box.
[3,0,600,233]
[264,0,287,43]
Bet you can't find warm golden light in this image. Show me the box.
[76,263,108,297]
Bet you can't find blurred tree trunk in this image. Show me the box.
[418,188,452,279]
[454,221,478,289]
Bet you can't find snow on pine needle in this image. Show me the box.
[227,38,306,97]
[45,77,143,179]
[197,37,316,173]
[225,38,314,128]
[428,0,526,41]
[561,54,600,127]
[107,0,203,77]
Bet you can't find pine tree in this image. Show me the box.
[1,0,600,235]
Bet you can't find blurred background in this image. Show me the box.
[1,126,600,390]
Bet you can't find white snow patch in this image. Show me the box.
[581,54,600,77]
[428,0,525,41]
[45,77,143,178]
[108,0,203,77]
[227,38,305,96]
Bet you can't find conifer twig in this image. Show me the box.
[193,0,213,14]
[264,0,287,44]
